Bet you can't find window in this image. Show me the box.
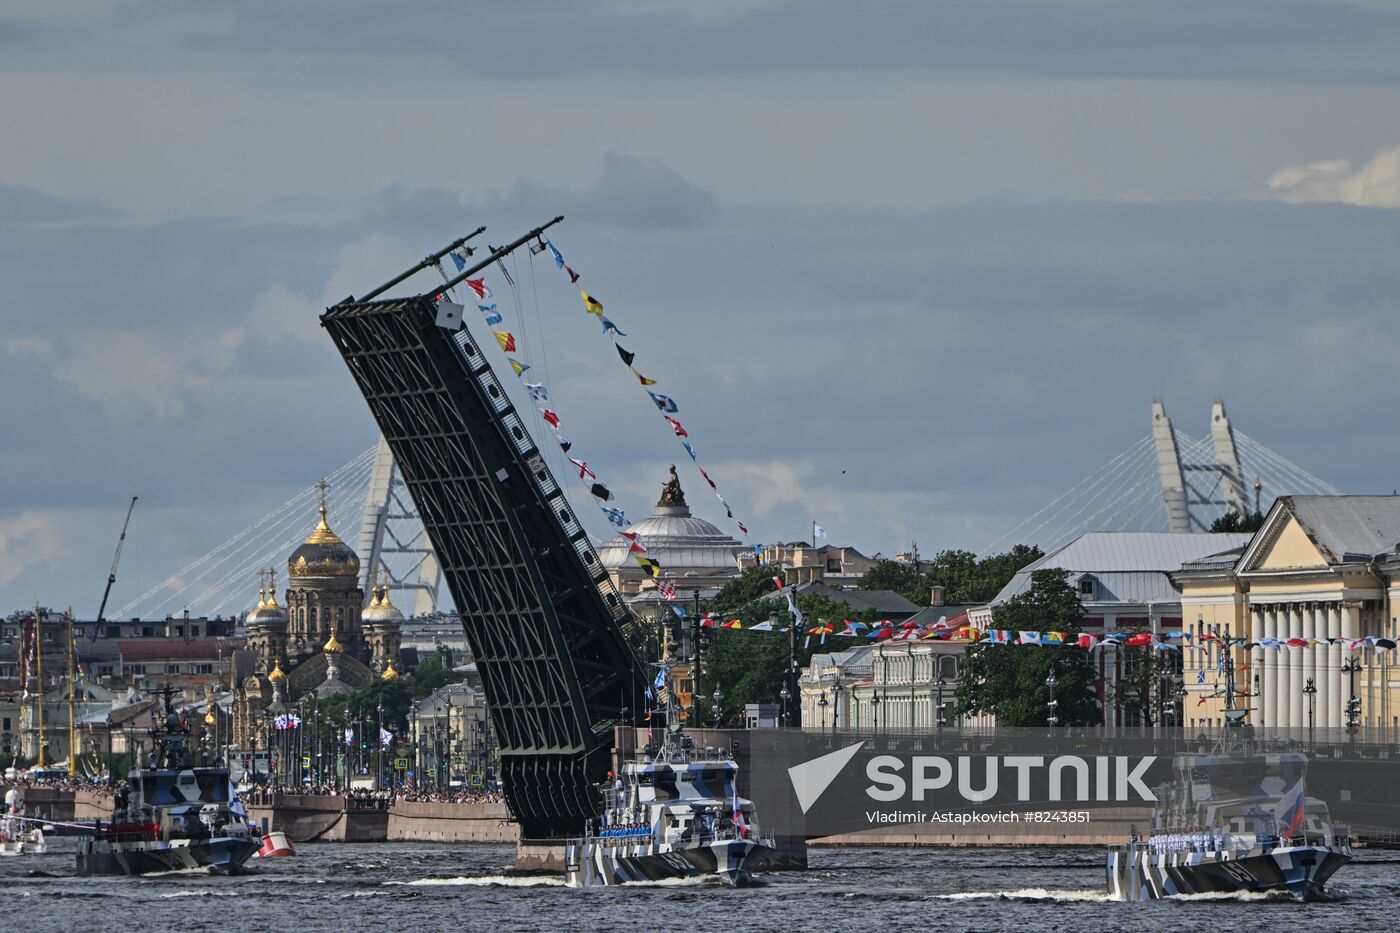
[106,626,120,638]
[1078,578,1095,597]
[166,664,180,675]
[2,718,8,731]
[128,664,146,675]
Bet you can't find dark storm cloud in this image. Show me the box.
[170,0,1400,82]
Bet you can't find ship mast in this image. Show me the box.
[67,608,77,777]
[34,602,44,769]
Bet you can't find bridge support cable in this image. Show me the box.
[978,436,1154,554]
[113,446,376,619]
[1236,432,1341,496]
[1011,438,1160,552]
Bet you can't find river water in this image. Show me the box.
[7,840,1399,932]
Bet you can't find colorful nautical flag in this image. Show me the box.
[569,457,595,480]
[479,303,502,326]
[588,481,613,501]
[525,382,549,403]
[656,580,676,601]
[698,466,717,489]
[546,240,565,268]
[465,278,491,300]
[721,619,743,629]
[565,264,580,284]
[555,434,572,452]
[648,391,679,412]
[635,555,663,577]
[451,250,467,272]
[632,368,658,386]
[616,344,635,366]
[581,290,605,316]
[772,576,783,591]
[600,317,626,335]
[601,507,627,528]
[509,358,530,376]
[681,440,698,460]
[493,330,516,352]
[664,416,687,437]
[541,409,561,428]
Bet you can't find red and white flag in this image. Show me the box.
[656,580,676,601]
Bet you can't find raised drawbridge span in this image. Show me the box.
[320,221,646,840]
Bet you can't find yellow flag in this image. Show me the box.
[509,359,529,376]
[632,367,657,386]
[580,290,604,316]
[634,555,662,577]
[494,331,516,352]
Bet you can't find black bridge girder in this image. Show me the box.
[321,294,646,839]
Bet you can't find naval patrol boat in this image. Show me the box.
[76,689,259,875]
[564,678,775,887]
[1107,714,1351,899]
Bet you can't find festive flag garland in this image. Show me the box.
[544,238,753,539]
[430,247,669,584]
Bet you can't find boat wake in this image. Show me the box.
[386,875,569,888]
[926,888,1118,902]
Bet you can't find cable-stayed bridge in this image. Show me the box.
[981,400,1339,555]
[122,400,1335,619]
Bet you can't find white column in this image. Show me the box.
[1302,604,1317,733]
[1263,605,1279,729]
[1322,603,1338,729]
[1288,604,1304,730]
[1260,607,1271,722]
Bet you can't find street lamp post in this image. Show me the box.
[779,684,789,727]
[833,682,844,732]
[872,689,881,735]
[818,691,829,731]
[712,686,723,729]
[1342,657,1362,736]
[1303,677,1317,743]
[935,677,947,729]
[1045,666,1059,728]
[376,701,385,790]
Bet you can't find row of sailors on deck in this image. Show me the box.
[600,823,651,839]
[1147,830,1233,854]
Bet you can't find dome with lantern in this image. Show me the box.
[288,500,360,581]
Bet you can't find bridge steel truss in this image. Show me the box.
[321,262,645,840]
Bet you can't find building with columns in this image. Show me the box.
[1179,496,1400,732]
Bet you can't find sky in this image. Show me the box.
[3,0,1400,617]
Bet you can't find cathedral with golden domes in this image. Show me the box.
[231,489,404,750]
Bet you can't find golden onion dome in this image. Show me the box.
[381,662,399,682]
[248,585,288,629]
[204,709,216,726]
[288,501,360,580]
[267,660,286,683]
[363,586,405,627]
[323,630,344,654]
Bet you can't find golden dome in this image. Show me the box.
[381,662,399,682]
[204,709,216,726]
[288,500,360,580]
[363,586,405,626]
[323,631,344,654]
[268,660,285,683]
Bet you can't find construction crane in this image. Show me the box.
[92,496,137,641]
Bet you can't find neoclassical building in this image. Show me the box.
[231,496,404,751]
[594,468,746,599]
[1180,495,1400,732]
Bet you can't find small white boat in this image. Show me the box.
[0,817,46,857]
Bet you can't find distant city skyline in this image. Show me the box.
[4,1,1399,613]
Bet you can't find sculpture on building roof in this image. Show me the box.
[658,465,687,508]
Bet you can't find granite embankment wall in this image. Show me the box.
[246,795,515,844]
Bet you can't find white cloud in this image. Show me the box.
[0,510,60,588]
[1262,144,1400,207]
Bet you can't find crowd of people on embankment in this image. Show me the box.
[245,784,502,806]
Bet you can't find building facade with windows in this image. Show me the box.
[1179,496,1400,732]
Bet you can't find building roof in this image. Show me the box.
[903,605,977,629]
[1283,495,1400,563]
[989,532,1252,606]
[118,638,243,662]
[596,503,744,572]
[779,582,920,616]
